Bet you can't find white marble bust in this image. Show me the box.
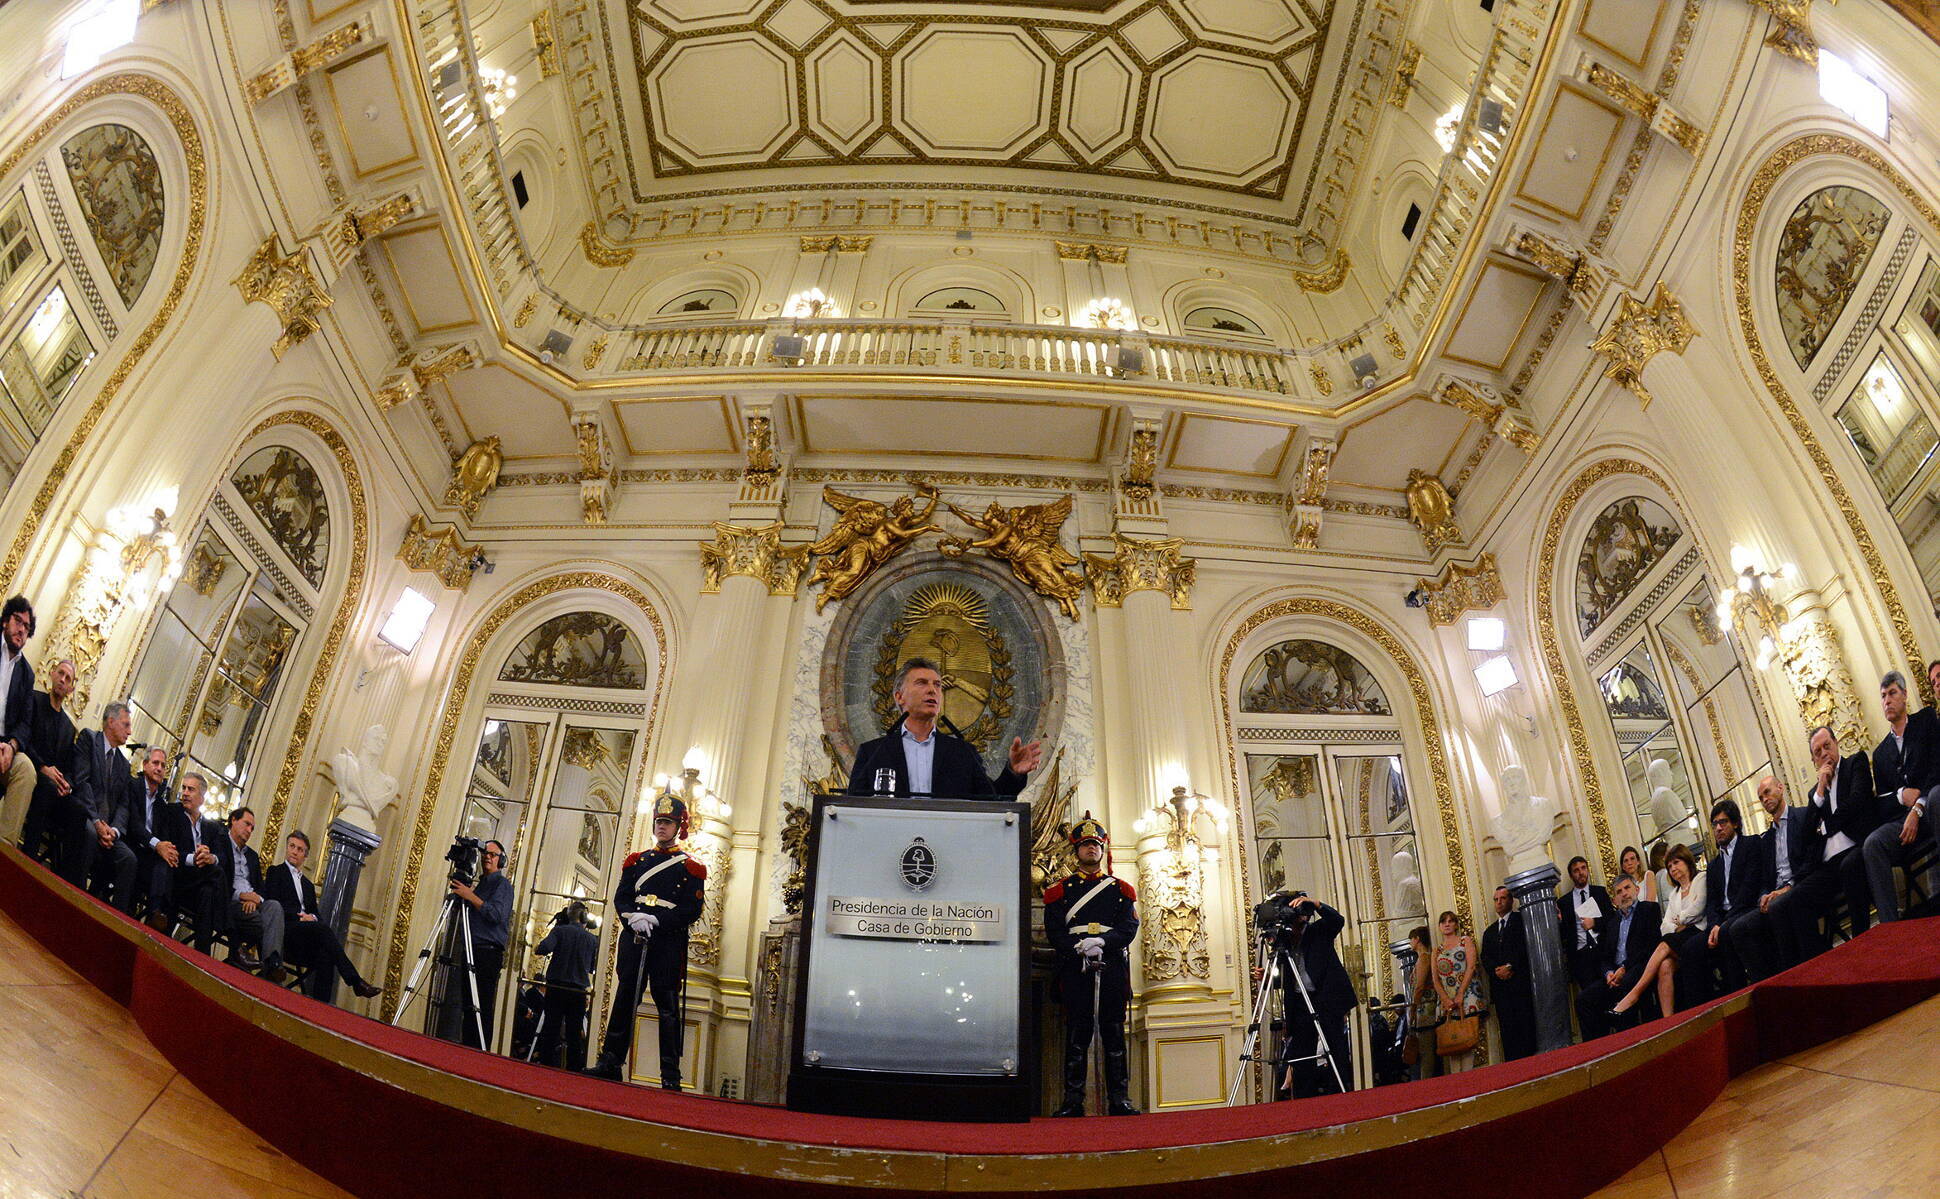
[331,723,399,835]
[1493,763,1556,873]
[1646,757,1685,836]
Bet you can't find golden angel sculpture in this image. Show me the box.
[804,483,944,610]
[944,493,1086,619]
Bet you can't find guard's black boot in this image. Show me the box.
[586,1052,624,1080]
[1051,1043,1087,1116]
[660,1057,683,1092]
[1104,1051,1140,1116]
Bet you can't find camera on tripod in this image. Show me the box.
[446,835,484,886]
[1253,889,1313,941]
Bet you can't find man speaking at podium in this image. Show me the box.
[845,657,1044,797]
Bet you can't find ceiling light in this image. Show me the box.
[1466,616,1507,652]
[61,0,137,79]
[377,586,436,653]
[1819,50,1889,139]
[1474,655,1518,697]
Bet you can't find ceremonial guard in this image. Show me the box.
[1042,813,1139,1116]
[589,793,705,1089]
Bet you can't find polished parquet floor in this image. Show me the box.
[3,906,1935,1198]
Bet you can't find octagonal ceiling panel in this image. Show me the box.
[1062,40,1137,160]
[641,0,770,31]
[648,35,797,164]
[807,33,881,154]
[893,29,1053,156]
[1145,52,1296,183]
[1176,0,1315,50]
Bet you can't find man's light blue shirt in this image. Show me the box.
[901,725,937,795]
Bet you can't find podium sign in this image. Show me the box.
[789,796,1033,1121]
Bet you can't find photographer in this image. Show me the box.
[1256,889,1356,1098]
[589,794,705,1089]
[449,839,512,1050]
[533,901,598,1069]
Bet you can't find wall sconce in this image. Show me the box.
[643,754,732,823]
[376,586,436,653]
[1131,784,1223,984]
[47,500,181,712]
[1720,560,1793,670]
[1078,297,1134,330]
[787,288,836,318]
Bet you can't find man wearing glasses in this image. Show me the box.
[450,839,513,1050]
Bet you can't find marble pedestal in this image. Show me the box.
[744,913,801,1104]
[318,819,382,1005]
[1506,863,1571,1053]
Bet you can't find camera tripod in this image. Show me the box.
[1228,920,1346,1104]
[391,890,488,1049]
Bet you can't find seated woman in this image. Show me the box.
[1609,843,1708,1021]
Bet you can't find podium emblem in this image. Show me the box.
[899,837,937,891]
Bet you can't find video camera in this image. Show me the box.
[446,835,484,887]
[1253,889,1315,941]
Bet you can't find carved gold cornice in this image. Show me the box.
[799,235,873,253]
[531,11,560,78]
[1291,249,1350,294]
[698,522,809,596]
[373,341,479,409]
[397,514,479,590]
[1121,426,1157,501]
[574,413,612,524]
[244,17,370,104]
[233,235,331,359]
[1415,553,1505,627]
[577,220,635,267]
[743,413,779,487]
[1745,0,1817,64]
[1404,469,1461,552]
[1431,374,1540,454]
[1084,533,1195,610]
[328,191,419,260]
[1388,42,1421,108]
[1509,227,1605,310]
[1577,58,1704,154]
[1589,282,1696,408]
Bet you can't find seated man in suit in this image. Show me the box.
[0,596,39,848]
[1574,875,1661,1038]
[1864,671,1940,923]
[75,701,144,915]
[259,830,381,1001]
[19,659,80,881]
[132,746,177,915]
[1804,722,1886,935]
[1752,775,1826,969]
[1704,798,1774,988]
[1557,855,1611,1006]
[153,772,225,950]
[212,806,287,980]
[844,657,1043,798]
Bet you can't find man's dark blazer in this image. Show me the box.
[1480,911,1530,997]
[72,728,137,833]
[844,724,1026,798]
[1810,750,1885,848]
[260,858,318,918]
[1704,832,1767,927]
[1596,899,1663,974]
[1284,899,1356,1018]
[2,653,34,752]
[1557,882,1612,965]
[155,805,224,873]
[23,691,75,787]
[208,831,266,930]
[1875,710,1940,800]
[1756,804,1822,890]
[135,779,174,848]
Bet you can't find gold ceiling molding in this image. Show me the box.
[1733,132,1933,697]
[1535,458,1670,880]
[445,437,503,520]
[250,410,370,857]
[1217,596,1475,939]
[530,11,560,79]
[1404,469,1461,552]
[1120,424,1158,502]
[1575,58,1704,154]
[1415,553,1505,628]
[382,570,669,1016]
[1,73,206,592]
[800,235,872,253]
[372,340,479,410]
[1588,281,1696,407]
[1744,0,1818,64]
[244,15,370,104]
[1055,242,1129,264]
[576,220,634,268]
[1084,533,1195,610]
[1290,248,1350,293]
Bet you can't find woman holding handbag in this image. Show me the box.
[1432,910,1484,1071]
[1406,926,1440,1078]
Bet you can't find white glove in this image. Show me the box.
[624,912,657,936]
[1078,937,1105,958]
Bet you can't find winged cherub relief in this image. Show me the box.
[804,482,944,610]
[943,493,1086,619]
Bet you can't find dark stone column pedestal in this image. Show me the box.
[317,818,382,1005]
[1506,863,1570,1052]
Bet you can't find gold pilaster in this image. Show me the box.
[699,522,810,596]
[232,236,331,360]
[1589,282,1696,408]
[1745,0,1817,64]
[1084,533,1195,610]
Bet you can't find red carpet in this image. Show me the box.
[4,842,1935,1198]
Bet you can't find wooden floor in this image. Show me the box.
[4,905,1935,1199]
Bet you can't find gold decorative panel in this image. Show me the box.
[498,612,647,690]
[230,445,331,587]
[60,123,164,307]
[1775,185,1890,368]
[1239,638,1391,715]
[1575,496,1682,638]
